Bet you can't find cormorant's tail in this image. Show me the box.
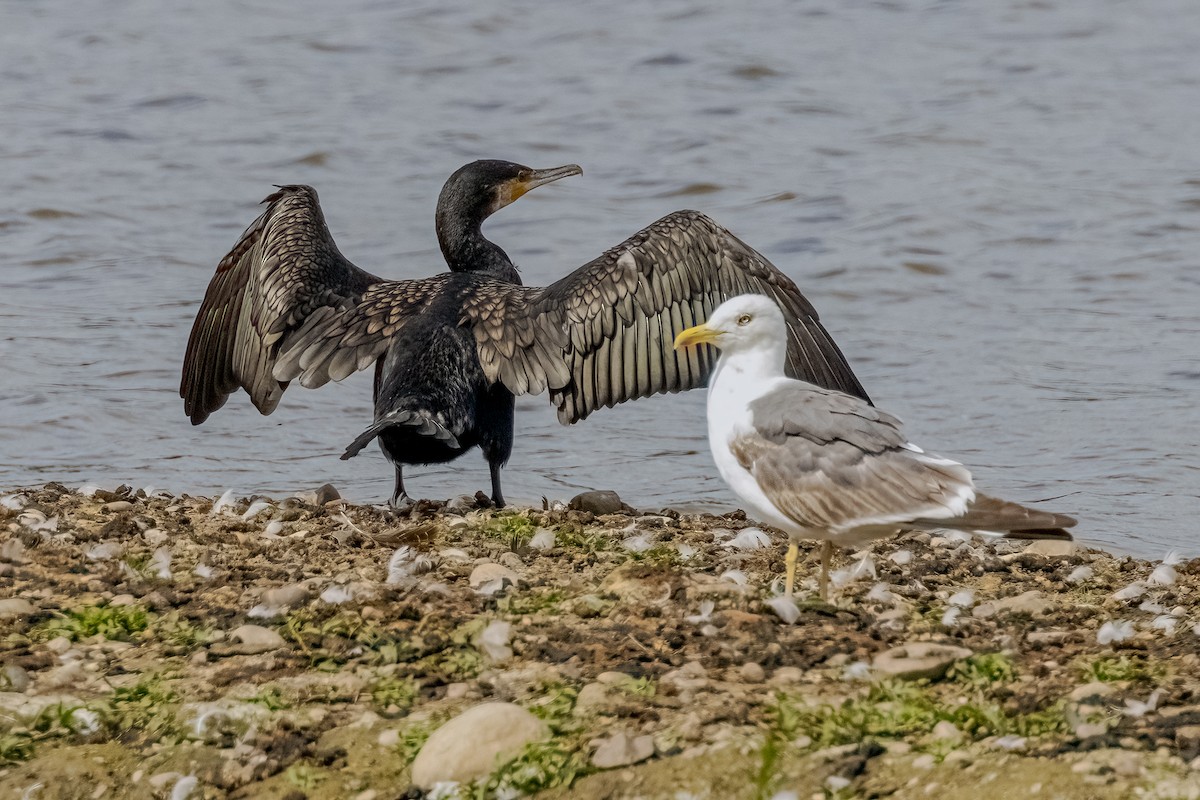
[917,493,1076,540]
[340,410,460,460]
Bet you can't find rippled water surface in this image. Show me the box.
[2,0,1198,556]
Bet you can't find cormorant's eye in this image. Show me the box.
[736,314,752,326]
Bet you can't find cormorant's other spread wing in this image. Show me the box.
[180,185,380,424]
[273,210,869,424]
[471,210,870,422]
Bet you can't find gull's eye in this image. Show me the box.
[736,314,752,326]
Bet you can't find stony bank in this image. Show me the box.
[1,483,1199,800]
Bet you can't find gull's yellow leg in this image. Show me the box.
[785,542,798,599]
[819,541,833,600]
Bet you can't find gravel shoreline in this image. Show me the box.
[2,482,1199,799]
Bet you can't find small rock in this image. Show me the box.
[102,501,134,513]
[468,562,520,590]
[872,642,973,680]
[1075,722,1108,739]
[2,664,31,692]
[410,702,549,787]
[108,594,137,607]
[0,598,35,618]
[770,666,804,686]
[45,636,73,654]
[1027,630,1071,645]
[739,662,766,683]
[377,728,400,747]
[314,483,341,505]
[446,494,476,513]
[591,731,655,769]
[912,753,936,770]
[261,583,312,609]
[973,590,1052,619]
[568,490,624,515]
[1176,725,1200,759]
[228,625,286,654]
[1069,682,1117,703]
[575,682,609,710]
[597,671,637,685]
[1111,750,1142,777]
[148,772,182,791]
[1023,539,1079,557]
[930,721,962,743]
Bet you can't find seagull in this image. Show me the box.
[674,294,1077,599]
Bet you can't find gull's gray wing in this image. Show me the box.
[731,383,976,533]
[180,185,381,424]
[733,383,1075,536]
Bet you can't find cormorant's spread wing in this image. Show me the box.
[467,210,870,423]
[180,185,381,424]
[271,275,453,388]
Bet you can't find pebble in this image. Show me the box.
[2,664,31,692]
[597,670,637,685]
[0,597,35,618]
[575,682,610,709]
[739,662,765,683]
[973,590,1052,618]
[930,721,962,743]
[591,731,655,769]
[568,490,625,515]
[108,594,137,607]
[912,754,936,770]
[872,642,973,680]
[1069,682,1116,703]
[46,636,74,654]
[1023,539,1079,557]
[314,483,341,505]
[468,562,520,590]
[102,501,134,513]
[410,702,549,787]
[261,583,311,608]
[770,666,804,685]
[1074,722,1108,739]
[1111,750,1142,777]
[227,625,286,654]
[1176,725,1200,757]
[377,728,400,747]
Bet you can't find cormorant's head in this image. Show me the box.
[437,160,582,226]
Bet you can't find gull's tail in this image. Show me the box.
[916,493,1076,540]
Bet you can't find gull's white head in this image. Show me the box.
[673,294,787,356]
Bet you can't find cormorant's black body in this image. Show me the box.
[364,274,517,506]
[181,158,872,509]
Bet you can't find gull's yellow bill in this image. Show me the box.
[673,322,721,350]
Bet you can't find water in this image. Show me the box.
[2,0,1197,557]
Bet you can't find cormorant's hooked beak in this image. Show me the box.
[674,322,723,350]
[498,164,583,208]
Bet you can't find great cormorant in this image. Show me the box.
[180,160,870,507]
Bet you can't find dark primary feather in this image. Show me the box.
[180,185,379,424]
[274,210,869,423]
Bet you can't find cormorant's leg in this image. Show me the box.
[489,460,506,509]
[389,465,412,508]
[819,541,833,600]
[784,542,798,599]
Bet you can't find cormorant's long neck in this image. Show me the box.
[437,210,522,285]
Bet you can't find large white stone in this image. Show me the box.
[410,702,549,788]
